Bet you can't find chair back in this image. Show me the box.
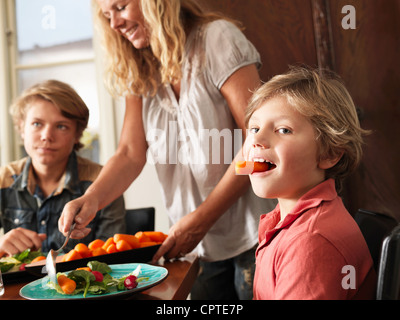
[354,209,397,272]
[125,207,155,235]
[376,224,400,300]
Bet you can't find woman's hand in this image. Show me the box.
[58,193,99,239]
[151,210,207,262]
[0,228,46,257]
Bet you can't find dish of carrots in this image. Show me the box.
[61,231,168,262]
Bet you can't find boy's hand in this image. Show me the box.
[0,228,46,257]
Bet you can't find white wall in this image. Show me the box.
[124,164,169,233]
[113,98,169,233]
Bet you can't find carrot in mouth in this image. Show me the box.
[235,161,274,175]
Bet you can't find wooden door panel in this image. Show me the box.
[202,0,318,81]
[200,0,400,220]
[329,0,400,219]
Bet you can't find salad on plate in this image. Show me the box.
[47,261,146,298]
[0,249,45,273]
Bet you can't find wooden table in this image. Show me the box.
[0,255,199,300]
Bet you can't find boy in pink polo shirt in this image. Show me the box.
[242,67,376,299]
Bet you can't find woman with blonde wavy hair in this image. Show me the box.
[59,0,275,299]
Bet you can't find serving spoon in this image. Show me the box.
[44,222,76,283]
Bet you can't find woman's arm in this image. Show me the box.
[59,95,148,238]
[152,64,261,261]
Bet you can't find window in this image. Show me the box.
[0,0,166,231]
[0,0,117,165]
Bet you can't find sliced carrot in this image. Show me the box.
[143,231,168,243]
[74,243,92,258]
[116,239,132,251]
[91,247,107,257]
[62,249,82,262]
[76,267,91,272]
[135,231,151,243]
[57,274,76,295]
[114,234,140,249]
[106,243,118,254]
[31,256,46,263]
[138,241,158,248]
[88,239,105,250]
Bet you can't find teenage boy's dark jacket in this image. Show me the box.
[0,152,126,253]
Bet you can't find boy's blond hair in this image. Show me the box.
[9,80,89,151]
[245,66,369,191]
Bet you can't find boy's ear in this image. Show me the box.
[318,151,344,170]
[75,132,81,144]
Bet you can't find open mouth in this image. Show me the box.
[253,159,277,172]
[235,160,276,175]
[124,25,139,38]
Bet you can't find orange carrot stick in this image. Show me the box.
[113,234,139,249]
[235,161,271,175]
[57,274,76,295]
[102,237,115,250]
[62,249,82,262]
[135,231,151,243]
[88,239,105,250]
[143,231,168,243]
[116,239,133,252]
[139,241,158,248]
[74,243,92,258]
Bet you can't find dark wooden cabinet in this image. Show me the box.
[328,0,400,220]
[203,0,400,220]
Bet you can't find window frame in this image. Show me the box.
[0,0,16,166]
[0,0,117,166]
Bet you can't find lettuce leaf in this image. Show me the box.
[67,270,96,297]
[87,261,112,274]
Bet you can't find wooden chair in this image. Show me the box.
[376,224,400,300]
[354,209,397,272]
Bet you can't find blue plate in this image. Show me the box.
[19,263,168,300]
[25,244,161,277]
